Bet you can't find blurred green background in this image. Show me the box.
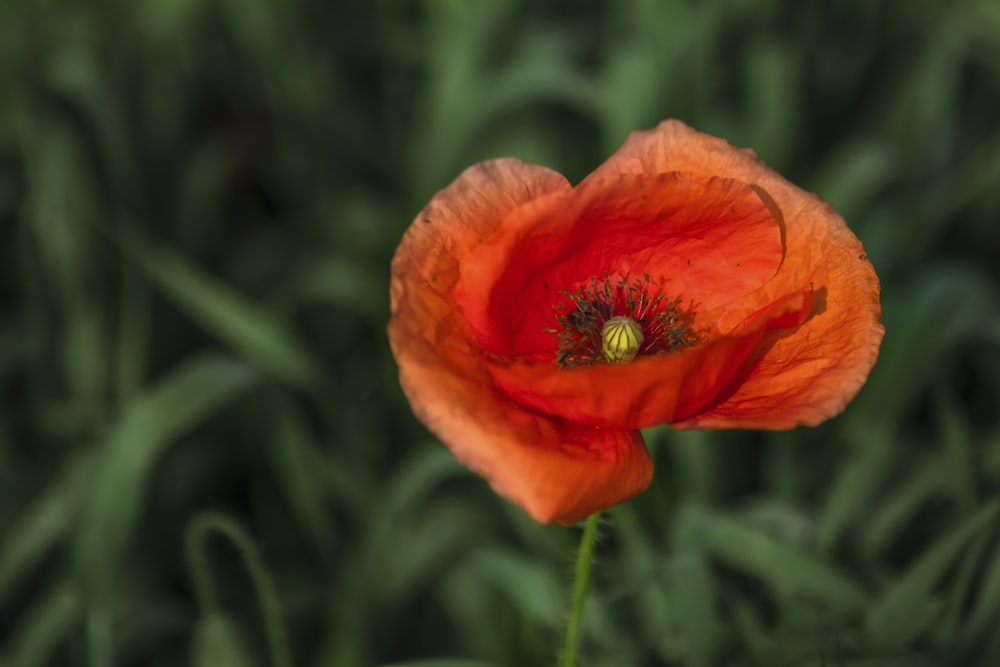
[2,0,1000,666]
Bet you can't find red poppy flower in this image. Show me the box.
[388,120,883,524]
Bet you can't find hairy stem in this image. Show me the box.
[560,512,602,667]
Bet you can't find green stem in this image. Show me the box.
[560,513,602,667]
[185,511,293,667]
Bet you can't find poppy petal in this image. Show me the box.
[389,159,652,524]
[456,172,784,357]
[390,327,653,524]
[590,120,884,428]
[487,290,814,429]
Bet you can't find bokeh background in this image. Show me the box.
[2,1,1000,666]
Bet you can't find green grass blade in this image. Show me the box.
[963,524,1000,644]
[692,507,869,616]
[116,228,316,388]
[0,452,92,606]
[72,354,259,600]
[865,501,1000,648]
[0,582,81,667]
[191,613,259,667]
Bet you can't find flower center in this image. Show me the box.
[601,316,644,362]
[547,273,698,368]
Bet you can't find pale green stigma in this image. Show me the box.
[601,316,644,363]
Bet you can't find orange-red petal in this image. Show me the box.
[488,290,814,429]
[389,159,652,524]
[588,121,884,429]
[455,171,785,357]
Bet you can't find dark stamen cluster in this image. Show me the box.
[546,273,698,368]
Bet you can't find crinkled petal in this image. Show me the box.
[389,159,652,523]
[390,327,653,523]
[488,290,813,429]
[457,172,784,357]
[589,120,884,428]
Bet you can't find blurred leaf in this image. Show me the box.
[816,425,896,552]
[858,455,947,560]
[186,512,291,667]
[292,256,385,321]
[19,109,108,417]
[931,528,990,648]
[374,500,486,606]
[964,525,1000,646]
[810,139,894,224]
[484,27,596,122]
[468,549,564,628]
[116,227,316,388]
[44,27,139,205]
[728,594,771,662]
[191,613,259,667]
[687,506,869,616]
[171,138,235,249]
[661,428,719,503]
[596,43,663,144]
[886,19,963,175]
[415,2,513,195]
[19,102,96,297]
[328,446,482,665]
[612,508,670,636]
[0,582,81,667]
[858,265,998,423]
[744,40,798,169]
[865,501,1000,649]
[114,267,152,401]
[935,389,977,511]
[664,552,720,667]
[0,452,91,605]
[414,2,593,195]
[73,354,260,598]
[265,402,341,560]
[370,445,467,526]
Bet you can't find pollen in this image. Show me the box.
[601,316,644,362]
